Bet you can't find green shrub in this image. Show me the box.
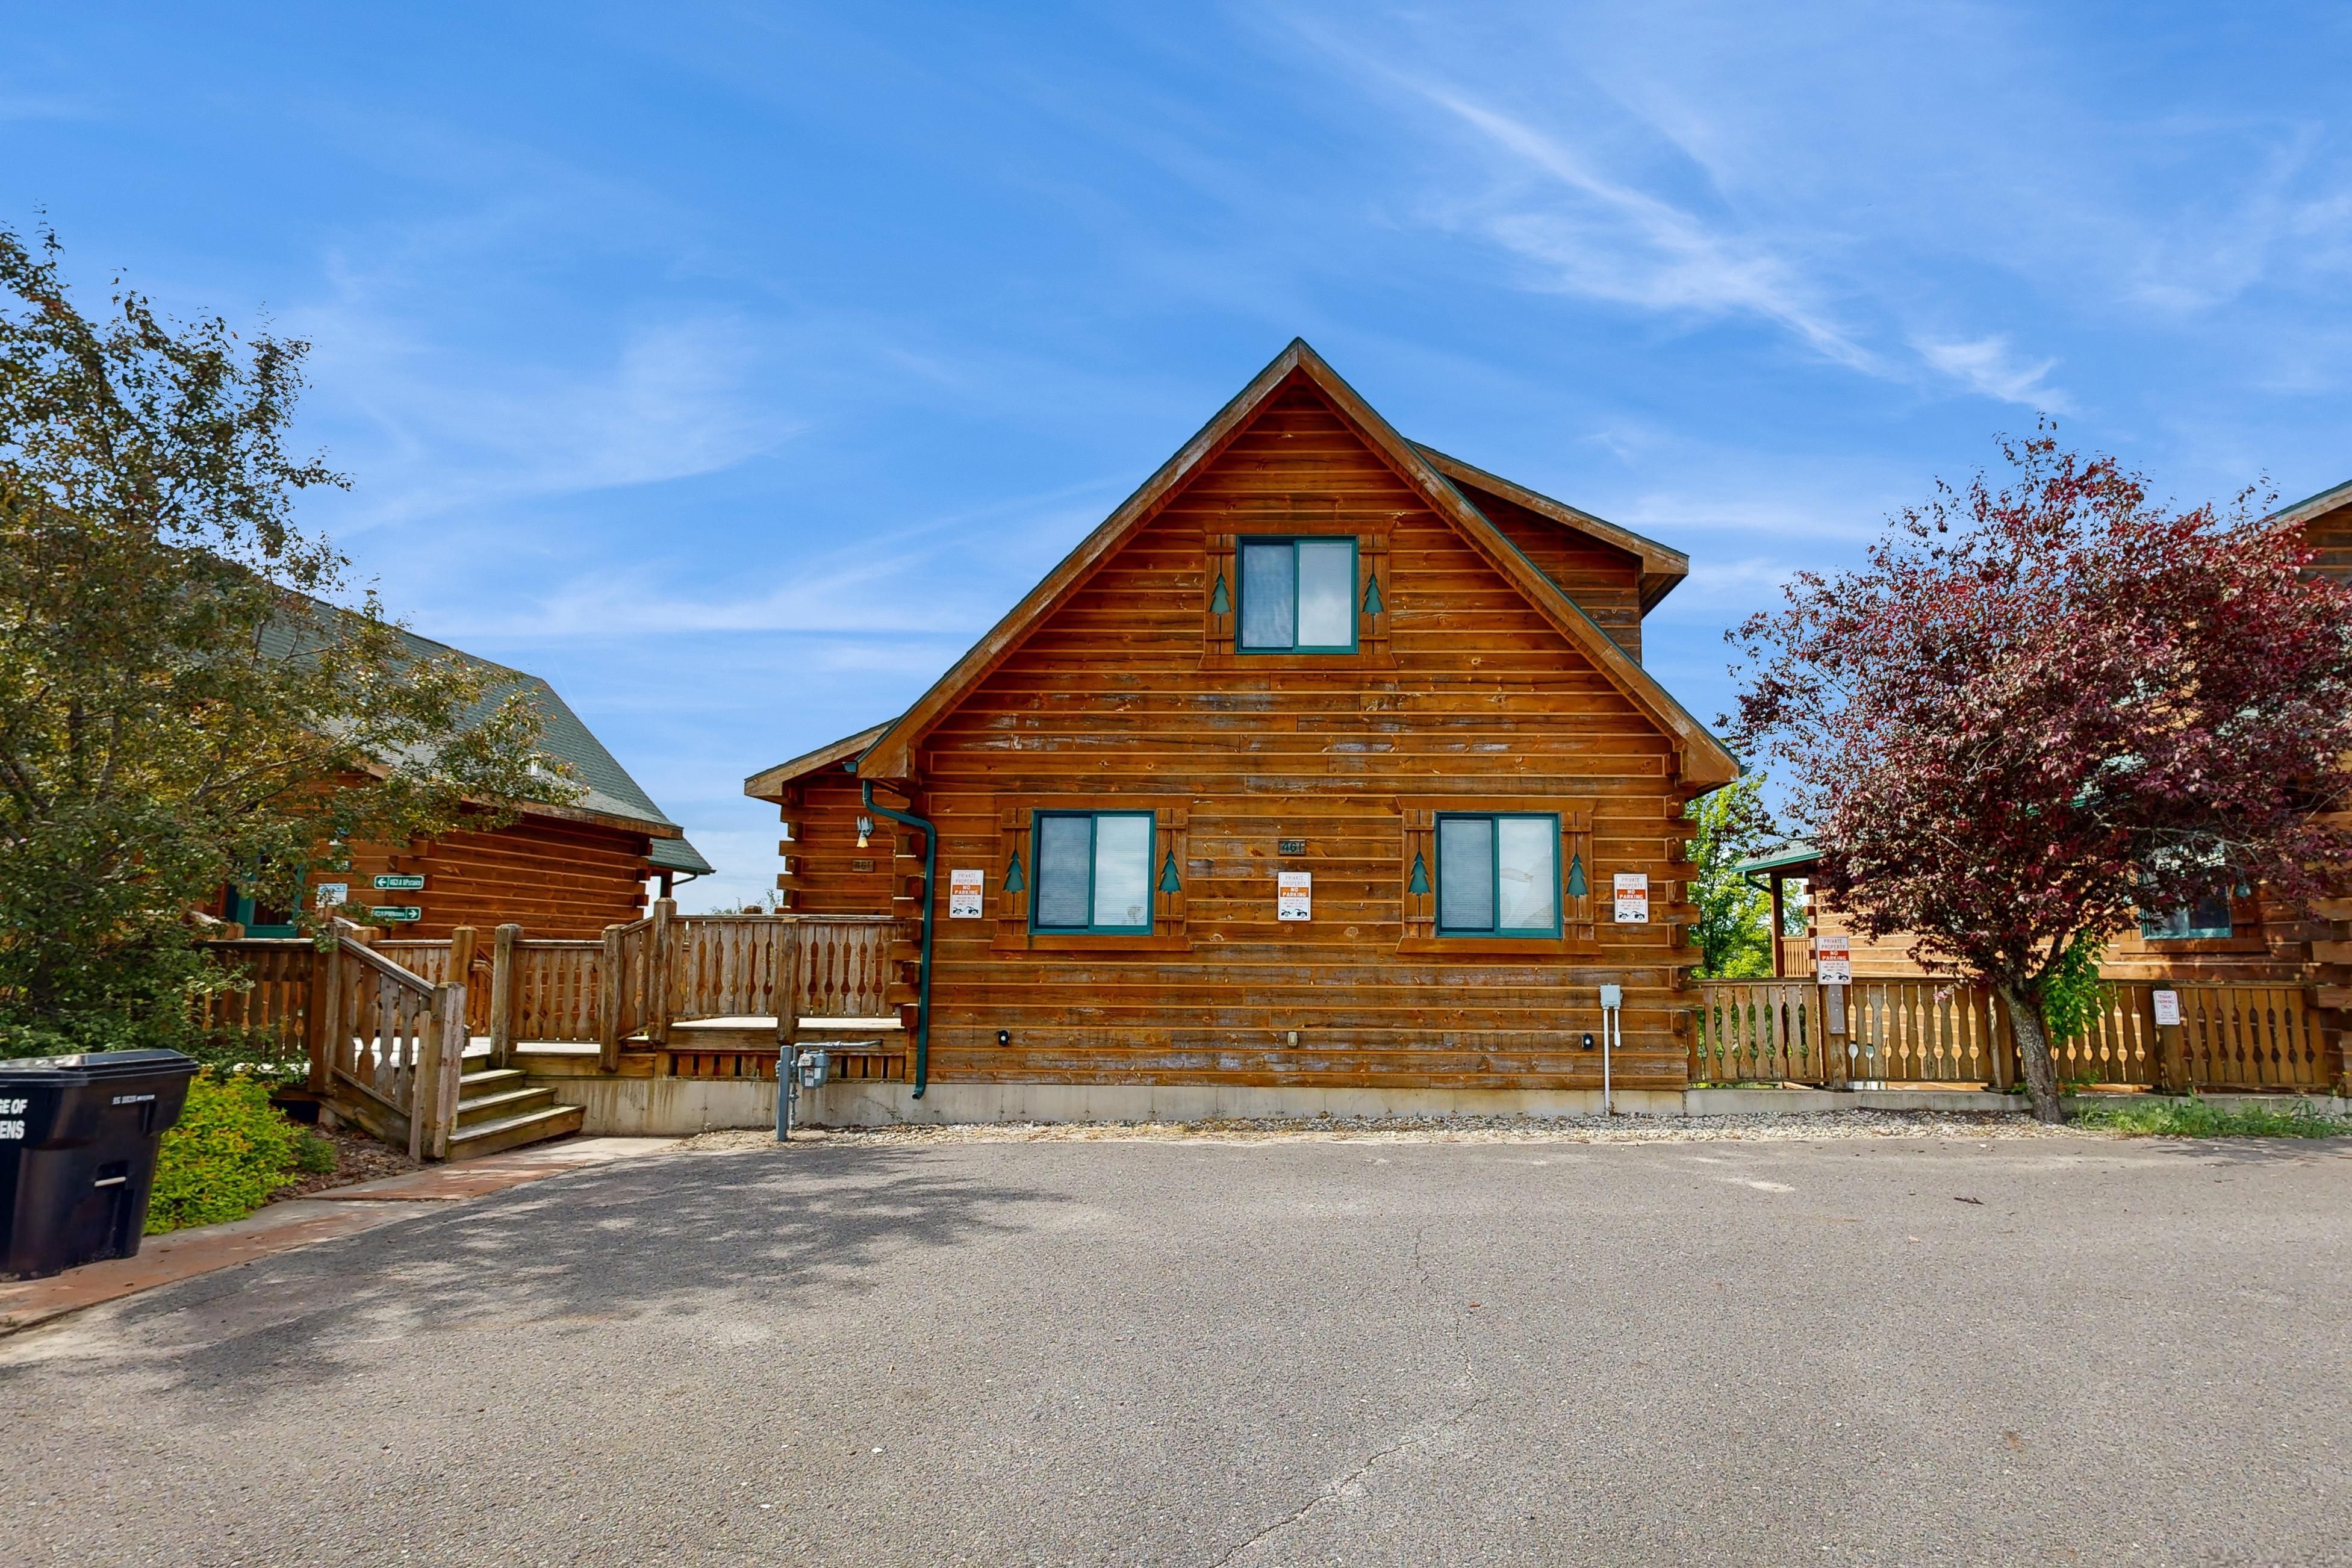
[145,1074,310,1234]
[2072,1097,2352,1139]
[292,1127,338,1174]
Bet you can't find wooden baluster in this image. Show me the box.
[304,945,331,1095]
[648,900,675,1046]
[488,924,520,1068]
[775,921,802,1057]
[599,923,625,1072]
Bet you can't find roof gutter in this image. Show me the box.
[861,777,935,1098]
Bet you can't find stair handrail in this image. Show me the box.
[327,916,467,1160]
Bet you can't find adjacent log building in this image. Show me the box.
[747,340,1740,1104]
[217,628,711,941]
[1746,474,2352,991]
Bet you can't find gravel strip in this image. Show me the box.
[684,1108,2089,1151]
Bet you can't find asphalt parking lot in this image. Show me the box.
[2,1128,2345,1566]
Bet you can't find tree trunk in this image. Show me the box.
[1999,980,2065,1123]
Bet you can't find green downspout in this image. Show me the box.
[861,776,935,1098]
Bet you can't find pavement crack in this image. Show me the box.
[1207,1227,1493,1565]
[1206,1396,1493,1567]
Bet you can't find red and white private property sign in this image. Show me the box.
[1815,933,1851,985]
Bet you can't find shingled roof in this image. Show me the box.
[262,609,712,875]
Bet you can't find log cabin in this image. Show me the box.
[745,339,1741,1115]
[1744,474,2352,991]
[216,625,712,941]
[1738,840,2316,986]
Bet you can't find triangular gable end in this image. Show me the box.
[858,339,1740,788]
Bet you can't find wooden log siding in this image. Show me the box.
[343,812,654,939]
[1464,484,1647,662]
[909,379,1701,1090]
[772,773,898,915]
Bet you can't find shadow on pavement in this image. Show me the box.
[2080,1131,2352,1167]
[46,1143,1060,1405]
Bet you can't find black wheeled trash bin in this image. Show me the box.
[0,1048,199,1280]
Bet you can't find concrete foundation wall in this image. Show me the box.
[534,1074,2350,1137]
[805,1081,1688,1127]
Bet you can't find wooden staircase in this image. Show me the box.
[448,1067,584,1160]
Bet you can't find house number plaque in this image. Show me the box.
[1278,838,1307,855]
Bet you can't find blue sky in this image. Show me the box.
[7,3,2349,909]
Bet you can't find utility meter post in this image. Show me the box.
[774,1048,830,1142]
[1598,984,1623,1115]
[775,1053,796,1142]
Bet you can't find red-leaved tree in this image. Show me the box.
[1728,429,2352,1120]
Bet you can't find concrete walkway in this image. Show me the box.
[0,1136,676,1337]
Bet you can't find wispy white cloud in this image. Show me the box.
[1279,13,2114,409]
[1911,334,2072,412]
[293,304,803,530]
[0,91,99,122]
[1411,86,1881,374]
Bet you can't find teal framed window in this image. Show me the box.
[1030,811,1156,934]
[1237,537,1358,653]
[225,882,298,938]
[1435,814,1561,937]
[2141,894,2233,941]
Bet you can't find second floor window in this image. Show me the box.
[1033,810,1156,934]
[1239,537,1357,653]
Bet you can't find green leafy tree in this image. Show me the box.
[1685,774,1775,978]
[0,225,568,1054]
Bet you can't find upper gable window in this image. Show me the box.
[1239,537,1358,653]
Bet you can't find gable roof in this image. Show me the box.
[1411,445,1688,612]
[744,720,894,803]
[855,338,1738,788]
[2268,477,2352,530]
[1735,839,1821,877]
[262,609,708,866]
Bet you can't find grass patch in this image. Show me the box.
[2071,1097,2352,1139]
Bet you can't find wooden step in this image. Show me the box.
[456,1082,558,1128]
[447,1103,584,1161]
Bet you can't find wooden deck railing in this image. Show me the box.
[1687,981,1829,1084]
[198,909,900,1148]
[201,932,465,1159]
[662,914,891,1021]
[365,907,893,1068]
[1692,977,2338,1093]
[1841,980,2012,1086]
[322,927,466,1159]
[197,939,317,1058]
